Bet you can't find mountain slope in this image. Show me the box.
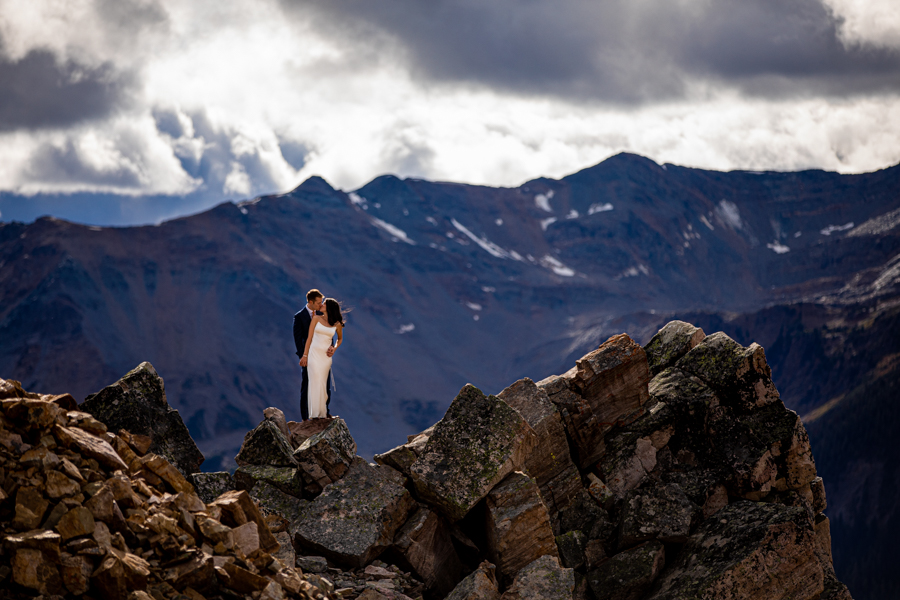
[1,153,899,476]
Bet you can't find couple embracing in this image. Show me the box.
[292,289,345,421]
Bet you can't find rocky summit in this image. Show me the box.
[0,320,852,599]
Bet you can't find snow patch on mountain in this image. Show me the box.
[540,255,575,277]
[588,203,614,215]
[716,200,743,230]
[540,217,557,231]
[535,190,554,212]
[372,218,415,245]
[451,219,520,260]
[766,240,790,254]
[821,222,855,236]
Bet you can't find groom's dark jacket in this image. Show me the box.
[293,308,313,358]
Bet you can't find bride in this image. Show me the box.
[301,298,344,419]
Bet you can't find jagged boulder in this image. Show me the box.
[573,333,650,427]
[618,483,698,547]
[374,426,433,477]
[293,458,416,568]
[484,471,558,584]
[409,385,536,521]
[293,417,357,496]
[708,400,817,499]
[643,321,706,377]
[646,501,824,600]
[445,561,500,600]
[190,471,236,504]
[79,362,203,476]
[588,541,665,600]
[497,379,581,519]
[236,419,298,467]
[500,555,575,600]
[675,332,780,412]
[392,507,465,597]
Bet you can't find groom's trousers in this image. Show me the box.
[299,365,332,421]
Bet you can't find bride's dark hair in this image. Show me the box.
[324,298,345,326]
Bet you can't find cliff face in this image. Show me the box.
[0,320,852,599]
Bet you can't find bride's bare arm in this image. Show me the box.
[334,323,343,350]
[300,318,317,366]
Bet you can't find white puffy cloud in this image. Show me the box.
[823,0,900,49]
[0,0,898,215]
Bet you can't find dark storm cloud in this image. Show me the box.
[287,0,900,103]
[0,48,137,131]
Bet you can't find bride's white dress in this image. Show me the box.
[307,322,335,418]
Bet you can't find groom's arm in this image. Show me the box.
[292,312,306,357]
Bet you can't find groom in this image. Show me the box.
[293,288,334,421]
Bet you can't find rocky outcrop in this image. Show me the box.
[643,320,705,377]
[409,385,536,521]
[497,379,581,521]
[293,458,416,568]
[79,362,204,477]
[0,319,851,600]
[645,501,824,600]
[236,419,298,468]
[484,471,558,584]
[293,417,357,496]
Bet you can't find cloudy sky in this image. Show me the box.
[1,0,899,225]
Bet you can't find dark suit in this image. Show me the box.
[293,308,332,420]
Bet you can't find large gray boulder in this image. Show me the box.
[235,419,297,468]
[409,385,536,521]
[497,379,581,520]
[80,362,203,477]
[293,458,416,568]
[643,321,706,377]
[484,471,558,585]
[675,332,780,412]
[645,501,825,600]
[500,555,575,600]
[292,417,357,496]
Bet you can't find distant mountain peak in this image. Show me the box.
[291,175,336,195]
